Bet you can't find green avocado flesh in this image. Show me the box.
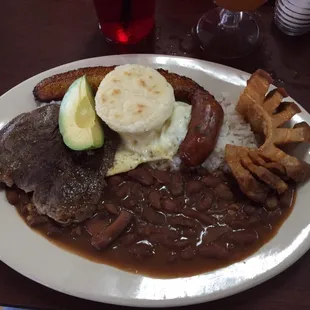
[59,75,104,151]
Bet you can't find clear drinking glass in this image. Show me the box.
[93,0,155,44]
[195,0,267,59]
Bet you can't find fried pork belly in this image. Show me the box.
[225,69,310,202]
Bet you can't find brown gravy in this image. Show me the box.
[6,166,295,278]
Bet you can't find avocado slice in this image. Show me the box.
[59,75,104,151]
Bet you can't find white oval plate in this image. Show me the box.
[0,54,310,307]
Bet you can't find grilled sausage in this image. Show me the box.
[178,89,224,166]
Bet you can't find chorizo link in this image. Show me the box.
[179,89,224,166]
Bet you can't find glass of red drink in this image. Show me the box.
[195,0,267,59]
[93,0,156,44]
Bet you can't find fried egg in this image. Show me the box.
[95,64,192,176]
[106,101,192,176]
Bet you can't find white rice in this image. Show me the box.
[201,93,257,172]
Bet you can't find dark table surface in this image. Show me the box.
[1,0,310,309]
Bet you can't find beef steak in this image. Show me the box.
[0,104,119,224]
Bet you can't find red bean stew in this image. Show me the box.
[6,165,295,278]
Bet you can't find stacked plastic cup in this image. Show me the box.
[274,0,310,35]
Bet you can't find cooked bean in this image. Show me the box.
[117,183,132,199]
[149,233,174,245]
[225,210,237,225]
[196,213,215,226]
[128,168,153,186]
[141,186,150,196]
[142,207,166,225]
[148,190,162,210]
[214,184,234,201]
[248,215,260,225]
[171,239,192,249]
[85,217,110,236]
[201,175,222,188]
[167,173,183,196]
[227,229,258,245]
[148,227,179,244]
[108,175,123,187]
[199,196,214,211]
[169,215,196,228]
[136,223,163,236]
[161,226,180,238]
[129,242,154,259]
[181,246,195,260]
[227,209,237,217]
[152,170,171,184]
[150,233,185,248]
[217,200,231,211]
[229,203,242,211]
[162,198,180,213]
[186,192,199,207]
[196,190,214,211]
[183,209,215,225]
[229,218,249,229]
[243,204,257,216]
[182,228,198,238]
[122,198,136,210]
[198,243,229,259]
[186,180,204,196]
[104,203,119,215]
[92,211,133,250]
[203,226,230,244]
[130,183,144,199]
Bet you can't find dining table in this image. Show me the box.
[1,0,310,309]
